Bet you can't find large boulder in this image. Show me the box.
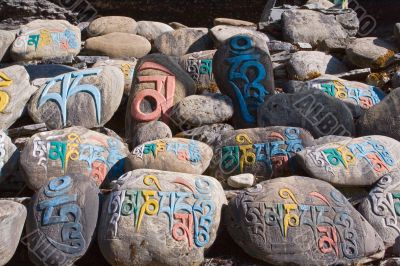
[87,16,138,36]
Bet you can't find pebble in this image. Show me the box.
[227,173,254,188]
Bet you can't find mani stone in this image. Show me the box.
[0,65,37,129]
[170,94,234,129]
[28,66,124,130]
[87,16,138,37]
[20,126,129,191]
[178,50,218,94]
[296,135,400,186]
[10,19,81,61]
[125,54,196,143]
[210,127,315,185]
[357,88,400,141]
[0,30,15,62]
[93,59,137,95]
[226,176,385,266]
[175,123,234,147]
[0,200,27,266]
[287,51,348,81]
[0,131,19,182]
[209,25,269,47]
[227,173,255,189]
[154,28,213,56]
[213,33,275,128]
[26,174,99,266]
[84,33,151,59]
[213,18,257,30]
[97,169,226,266]
[127,138,213,175]
[358,172,400,248]
[257,91,355,138]
[136,21,174,44]
[346,38,398,69]
[282,9,359,47]
[131,121,172,147]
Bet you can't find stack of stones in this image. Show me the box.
[0,0,400,264]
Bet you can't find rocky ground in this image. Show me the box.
[0,0,400,265]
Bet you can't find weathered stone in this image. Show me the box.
[393,70,400,88]
[226,176,385,265]
[25,64,77,81]
[11,20,81,61]
[213,34,275,128]
[287,51,348,81]
[87,16,137,37]
[127,138,213,175]
[136,21,174,43]
[28,66,124,130]
[357,88,400,141]
[76,55,110,65]
[210,127,315,184]
[296,135,400,186]
[84,33,151,59]
[0,30,15,62]
[125,54,196,144]
[178,50,218,94]
[258,91,355,138]
[93,59,137,95]
[20,126,129,190]
[267,40,297,54]
[358,172,400,248]
[170,94,234,128]
[98,169,226,266]
[26,174,99,266]
[169,22,188,29]
[346,38,398,69]
[210,25,269,47]
[131,121,172,147]
[213,18,257,30]
[314,135,352,146]
[227,173,254,188]
[0,200,26,266]
[154,28,213,56]
[395,23,400,44]
[0,65,37,129]
[0,130,19,182]
[175,123,234,147]
[317,37,352,53]
[305,0,335,9]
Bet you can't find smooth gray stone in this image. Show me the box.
[87,16,137,37]
[175,123,234,147]
[131,121,172,147]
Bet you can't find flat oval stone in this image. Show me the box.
[210,127,315,184]
[0,200,26,266]
[87,16,137,36]
[210,25,269,47]
[98,169,226,266]
[136,21,174,43]
[132,121,172,147]
[28,66,124,130]
[314,135,352,146]
[0,65,37,129]
[227,173,255,189]
[0,30,16,61]
[127,138,213,175]
[213,34,275,128]
[11,19,81,61]
[296,135,400,186]
[226,176,384,265]
[258,91,355,138]
[175,123,234,147]
[0,130,19,182]
[26,174,99,266]
[20,126,129,190]
[84,33,151,59]
[213,18,257,30]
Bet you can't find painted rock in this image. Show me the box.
[226,176,385,265]
[132,121,172,147]
[209,25,269,47]
[0,30,15,62]
[20,126,128,190]
[136,21,174,44]
[0,65,37,129]
[358,172,400,247]
[357,88,400,142]
[25,64,77,81]
[11,20,81,61]
[0,200,27,266]
[28,66,124,130]
[154,28,213,56]
[346,38,397,69]
[98,169,226,266]
[178,50,218,94]
[84,33,151,59]
[258,91,355,138]
[170,94,234,129]
[296,136,400,186]
[125,54,196,143]
[210,127,315,184]
[87,16,137,36]
[0,131,19,182]
[127,138,213,175]
[213,34,275,128]
[287,51,348,81]
[93,59,137,95]
[176,123,234,147]
[26,174,99,266]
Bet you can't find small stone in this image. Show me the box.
[87,16,137,37]
[227,173,255,188]
[317,37,352,53]
[210,25,269,47]
[169,22,188,29]
[213,18,257,30]
[136,21,174,43]
[305,0,335,9]
[0,30,15,62]
[84,33,151,59]
[267,40,297,54]
[175,123,234,146]
[131,121,172,147]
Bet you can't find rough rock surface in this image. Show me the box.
[87,16,138,37]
